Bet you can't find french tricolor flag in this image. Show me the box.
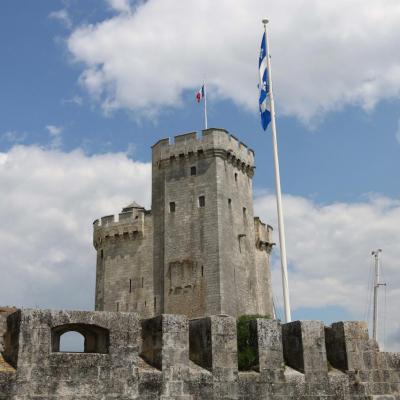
[196,85,205,103]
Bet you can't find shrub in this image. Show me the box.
[237,314,270,371]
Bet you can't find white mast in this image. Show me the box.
[262,19,292,322]
[372,249,383,342]
[204,81,208,129]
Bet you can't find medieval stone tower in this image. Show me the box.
[93,128,274,319]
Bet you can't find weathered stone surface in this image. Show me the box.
[1,309,400,399]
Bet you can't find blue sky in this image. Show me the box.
[1,0,400,349]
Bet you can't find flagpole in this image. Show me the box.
[204,81,208,129]
[263,19,292,323]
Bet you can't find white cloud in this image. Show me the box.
[66,0,400,122]
[0,145,151,310]
[46,125,63,149]
[106,0,132,13]
[0,130,27,144]
[254,193,400,350]
[49,9,72,29]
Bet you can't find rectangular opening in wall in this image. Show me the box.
[243,207,247,218]
[201,265,204,277]
[141,277,144,288]
[129,279,132,293]
[190,166,197,176]
[100,249,104,259]
[116,302,119,312]
[169,202,176,213]
[154,297,157,311]
[228,198,232,207]
[198,195,205,208]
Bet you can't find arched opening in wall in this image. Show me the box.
[52,323,110,354]
[59,331,85,353]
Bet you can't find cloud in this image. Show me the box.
[0,130,27,144]
[254,192,400,350]
[106,0,132,13]
[46,125,63,149]
[0,145,151,311]
[66,0,400,122]
[49,9,72,29]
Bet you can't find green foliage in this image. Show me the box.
[237,314,271,371]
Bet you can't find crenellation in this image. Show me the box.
[2,310,399,399]
[151,129,255,173]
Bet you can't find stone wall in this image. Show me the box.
[1,308,399,399]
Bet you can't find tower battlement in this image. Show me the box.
[93,204,150,249]
[152,128,255,174]
[254,217,274,252]
[1,308,399,399]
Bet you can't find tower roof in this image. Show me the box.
[122,201,144,212]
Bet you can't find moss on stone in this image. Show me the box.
[237,314,271,371]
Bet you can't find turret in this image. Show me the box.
[93,202,154,317]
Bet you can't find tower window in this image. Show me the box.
[129,279,132,293]
[116,302,119,312]
[154,297,157,311]
[141,277,144,288]
[201,265,204,277]
[243,207,247,217]
[190,166,197,176]
[228,198,232,206]
[198,195,205,207]
[234,173,238,182]
[100,249,104,259]
[169,202,176,212]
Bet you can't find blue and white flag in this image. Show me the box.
[259,32,271,131]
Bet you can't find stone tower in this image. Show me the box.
[93,128,274,319]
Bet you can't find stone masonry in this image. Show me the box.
[94,128,274,319]
[0,308,399,399]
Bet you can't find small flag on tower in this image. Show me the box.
[196,85,205,103]
[259,32,271,131]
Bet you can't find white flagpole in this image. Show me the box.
[204,81,208,129]
[263,19,292,323]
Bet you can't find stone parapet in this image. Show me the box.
[152,129,255,176]
[93,210,149,249]
[1,309,399,399]
[254,217,274,252]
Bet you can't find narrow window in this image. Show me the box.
[141,277,144,288]
[169,202,176,213]
[145,301,147,307]
[154,297,157,311]
[198,195,205,208]
[100,249,104,259]
[129,279,132,293]
[234,173,238,182]
[201,265,204,277]
[243,207,247,217]
[228,198,232,206]
[116,302,119,312]
[190,166,197,176]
